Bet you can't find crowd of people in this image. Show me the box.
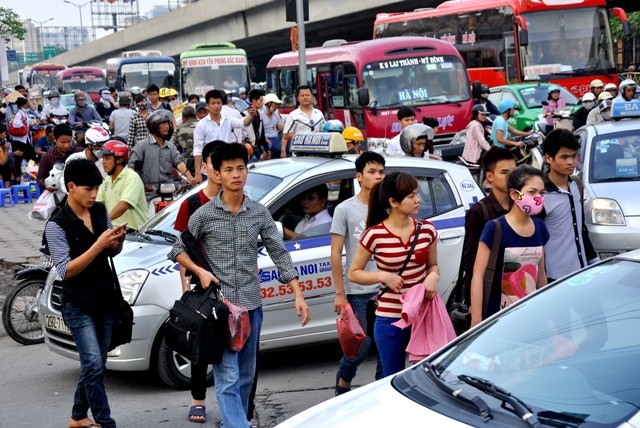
[0,76,616,428]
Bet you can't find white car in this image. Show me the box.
[278,249,640,427]
[39,134,484,389]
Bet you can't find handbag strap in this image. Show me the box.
[482,219,502,315]
[109,256,124,301]
[378,220,423,298]
[180,229,221,296]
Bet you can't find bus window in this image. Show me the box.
[267,70,278,95]
[279,69,296,107]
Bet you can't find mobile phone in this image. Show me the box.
[118,223,128,230]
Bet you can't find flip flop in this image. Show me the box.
[69,424,100,428]
[188,404,206,423]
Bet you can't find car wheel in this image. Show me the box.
[156,331,214,390]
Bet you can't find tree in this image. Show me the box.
[610,12,640,41]
[0,7,26,43]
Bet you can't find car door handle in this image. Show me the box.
[439,231,463,242]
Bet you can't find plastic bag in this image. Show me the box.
[224,299,251,352]
[336,303,366,358]
[28,190,60,221]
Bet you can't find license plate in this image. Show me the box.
[44,314,70,334]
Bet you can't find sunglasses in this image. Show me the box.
[167,97,177,102]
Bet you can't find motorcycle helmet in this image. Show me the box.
[159,87,170,98]
[498,99,517,114]
[130,86,142,96]
[164,88,178,98]
[547,85,562,95]
[98,140,129,164]
[618,79,637,97]
[74,91,87,103]
[342,126,364,142]
[84,126,111,146]
[590,79,604,89]
[597,91,612,101]
[146,109,174,139]
[480,84,490,92]
[599,99,613,112]
[399,124,433,156]
[47,90,60,99]
[322,119,345,133]
[604,82,617,92]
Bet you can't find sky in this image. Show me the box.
[5,0,177,39]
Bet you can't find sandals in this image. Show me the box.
[188,405,207,423]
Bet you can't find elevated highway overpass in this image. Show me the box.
[43,0,427,81]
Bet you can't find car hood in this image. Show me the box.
[590,181,640,216]
[276,375,470,427]
[114,239,171,272]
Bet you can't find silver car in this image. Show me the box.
[574,102,640,259]
[39,144,484,389]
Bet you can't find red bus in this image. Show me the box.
[266,37,473,149]
[374,0,630,97]
[56,66,107,103]
[29,63,66,91]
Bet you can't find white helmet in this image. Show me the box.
[399,124,434,156]
[618,79,637,93]
[85,126,111,146]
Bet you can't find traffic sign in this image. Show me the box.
[6,49,17,62]
[43,46,57,60]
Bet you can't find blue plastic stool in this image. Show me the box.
[11,184,33,204]
[29,182,42,199]
[0,188,14,207]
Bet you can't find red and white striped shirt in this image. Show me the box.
[360,219,438,318]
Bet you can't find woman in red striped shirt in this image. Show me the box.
[348,172,439,376]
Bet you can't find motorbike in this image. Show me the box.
[510,131,545,170]
[2,248,51,345]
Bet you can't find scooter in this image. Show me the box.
[2,248,51,345]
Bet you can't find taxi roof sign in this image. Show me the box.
[290,132,348,155]
[612,100,640,119]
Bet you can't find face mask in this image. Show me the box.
[480,93,489,100]
[169,100,179,109]
[50,98,60,107]
[514,190,544,216]
[582,101,594,110]
[601,111,612,121]
[92,148,103,159]
[138,105,147,111]
[77,100,87,108]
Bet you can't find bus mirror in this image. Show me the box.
[357,87,370,107]
[611,8,631,37]
[623,21,632,37]
[472,80,482,99]
[519,29,529,47]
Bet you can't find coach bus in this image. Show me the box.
[29,63,66,91]
[180,42,251,97]
[266,37,473,149]
[374,0,631,96]
[106,51,178,96]
[56,66,107,103]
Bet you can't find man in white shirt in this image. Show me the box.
[221,91,243,145]
[281,85,325,158]
[284,184,332,240]
[193,89,254,183]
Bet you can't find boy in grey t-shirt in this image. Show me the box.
[331,151,385,395]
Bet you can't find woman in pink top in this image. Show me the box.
[462,104,492,164]
[348,172,439,377]
[542,86,566,134]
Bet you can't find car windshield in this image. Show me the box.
[138,171,283,236]
[589,130,640,182]
[518,86,578,109]
[418,259,640,427]
[362,55,470,108]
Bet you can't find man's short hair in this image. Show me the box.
[134,94,146,103]
[397,107,414,121]
[355,151,385,174]
[303,184,329,202]
[482,147,516,172]
[45,124,55,135]
[64,158,103,188]
[296,85,312,98]
[182,106,196,120]
[146,84,159,94]
[188,94,199,103]
[14,85,25,92]
[423,117,439,128]
[205,89,223,104]
[543,128,581,158]
[249,89,265,102]
[54,123,73,139]
[202,140,226,165]
[212,143,248,171]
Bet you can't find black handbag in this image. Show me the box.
[108,257,134,352]
[365,221,422,337]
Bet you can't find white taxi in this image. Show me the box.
[38,133,484,389]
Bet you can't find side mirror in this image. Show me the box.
[519,29,529,47]
[357,87,370,107]
[37,104,44,112]
[471,80,482,99]
[541,100,549,106]
[611,8,632,37]
[623,21,632,37]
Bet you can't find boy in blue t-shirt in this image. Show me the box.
[491,99,532,148]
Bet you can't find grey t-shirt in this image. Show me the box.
[110,108,134,140]
[330,195,380,295]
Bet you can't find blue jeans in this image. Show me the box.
[338,293,383,383]
[213,307,263,428]
[374,315,411,378]
[62,303,116,428]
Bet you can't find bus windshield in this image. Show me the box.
[183,64,249,96]
[362,55,470,108]
[121,62,177,90]
[31,70,58,90]
[61,74,107,93]
[522,7,615,79]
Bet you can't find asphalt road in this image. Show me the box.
[0,319,379,427]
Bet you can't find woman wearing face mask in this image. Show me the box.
[42,91,70,124]
[96,87,116,122]
[473,84,500,115]
[572,92,596,130]
[127,94,151,148]
[262,93,285,157]
[470,166,549,327]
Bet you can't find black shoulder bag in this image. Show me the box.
[108,256,135,352]
[365,221,422,337]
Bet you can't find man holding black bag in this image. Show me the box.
[45,159,126,428]
[169,143,310,428]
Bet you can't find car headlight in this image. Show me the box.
[118,269,149,304]
[591,198,625,226]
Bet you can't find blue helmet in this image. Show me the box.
[547,85,562,95]
[498,99,517,114]
[322,119,345,133]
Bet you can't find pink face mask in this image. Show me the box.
[514,190,544,215]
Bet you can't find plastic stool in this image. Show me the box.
[11,184,33,204]
[0,188,14,207]
[29,182,42,199]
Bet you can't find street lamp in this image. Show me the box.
[32,18,54,58]
[64,0,92,45]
